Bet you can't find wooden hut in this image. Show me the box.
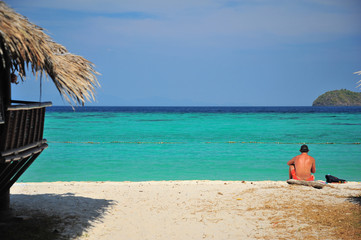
[0,1,99,210]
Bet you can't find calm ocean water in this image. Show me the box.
[19,106,361,182]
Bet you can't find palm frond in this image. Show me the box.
[0,1,100,105]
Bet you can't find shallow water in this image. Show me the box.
[19,106,361,182]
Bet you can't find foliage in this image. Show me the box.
[313,89,361,106]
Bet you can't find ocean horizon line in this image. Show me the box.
[49,105,361,107]
[46,105,361,113]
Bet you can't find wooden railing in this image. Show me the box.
[0,101,52,155]
[0,100,52,208]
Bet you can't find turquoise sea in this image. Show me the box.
[19,107,361,182]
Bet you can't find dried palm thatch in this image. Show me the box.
[0,1,99,105]
[355,70,361,88]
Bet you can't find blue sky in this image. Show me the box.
[6,0,361,106]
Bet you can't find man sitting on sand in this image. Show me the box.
[287,145,316,181]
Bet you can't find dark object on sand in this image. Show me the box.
[325,174,346,183]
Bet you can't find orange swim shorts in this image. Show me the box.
[291,168,314,181]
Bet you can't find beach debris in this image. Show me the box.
[286,179,326,189]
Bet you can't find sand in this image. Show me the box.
[8,181,361,240]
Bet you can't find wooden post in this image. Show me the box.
[0,40,11,108]
[0,189,10,211]
[0,38,12,212]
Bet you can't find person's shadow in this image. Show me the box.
[0,193,115,239]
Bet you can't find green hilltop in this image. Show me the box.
[313,89,361,106]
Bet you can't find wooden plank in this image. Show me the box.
[1,139,47,157]
[6,153,41,192]
[2,143,48,163]
[9,110,19,149]
[39,108,45,139]
[0,161,19,191]
[0,97,4,125]
[287,179,326,189]
[33,108,40,142]
[15,110,25,148]
[22,110,30,146]
[3,111,14,151]
[7,101,52,111]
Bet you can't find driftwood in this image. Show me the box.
[287,179,326,189]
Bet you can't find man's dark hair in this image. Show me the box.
[300,144,309,153]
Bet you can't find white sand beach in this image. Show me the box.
[9,181,361,240]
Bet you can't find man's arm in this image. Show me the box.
[311,157,316,173]
[287,157,295,166]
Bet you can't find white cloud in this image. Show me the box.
[71,0,360,49]
[8,0,361,48]
[7,0,220,14]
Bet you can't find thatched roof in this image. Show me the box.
[355,71,361,88]
[0,1,99,105]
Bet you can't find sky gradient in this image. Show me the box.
[6,0,361,106]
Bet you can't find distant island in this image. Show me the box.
[313,89,361,106]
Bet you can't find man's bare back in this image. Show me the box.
[287,145,316,181]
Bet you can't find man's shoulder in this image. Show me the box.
[297,154,314,161]
[304,154,315,162]
[309,155,315,161]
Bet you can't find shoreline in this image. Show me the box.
[14,179,361,182]
[6,181,361,239]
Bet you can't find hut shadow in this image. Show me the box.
[2,193,115,239]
